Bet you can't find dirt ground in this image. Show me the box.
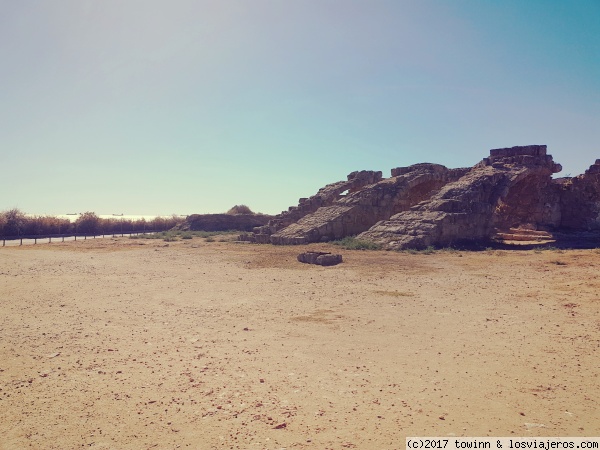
[1,236,599,449]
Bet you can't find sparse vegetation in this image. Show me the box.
[534,245,561,254]
[129,230,236,241]
[541,246,560,251]
[440,246,459,253]
[332,236,382,250]
[403,245,436,255]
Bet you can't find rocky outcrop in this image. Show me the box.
[241,145,600,249]
[181,213,272,232]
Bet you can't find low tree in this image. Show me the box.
[75,212,101,235]
[0,213,7,236]
[2,208,26,236]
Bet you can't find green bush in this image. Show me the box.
[402,245,436,254]
[332,236,382,250]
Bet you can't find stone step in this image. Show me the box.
[494,233,553,242]
[492,228,554,243]
[506,228,553,237]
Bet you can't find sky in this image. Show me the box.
[1,0,599,216]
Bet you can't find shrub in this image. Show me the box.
[402,245,436,254]
[1,208,27,236]
[226,205,254,215]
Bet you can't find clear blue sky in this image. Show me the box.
[2,0,599,216]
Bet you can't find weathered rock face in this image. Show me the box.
[241,145,600,249]
[181,214,272,232]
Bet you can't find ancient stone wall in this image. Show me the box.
[248,170,382,243]
[270,164,466,244]
[558,160,600,230]
[181,214,272,232]
[358,146,562,249]
[240,145,600,249]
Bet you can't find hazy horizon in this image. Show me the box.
[2,1,599,216]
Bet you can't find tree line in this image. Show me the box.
[0,209,184,237]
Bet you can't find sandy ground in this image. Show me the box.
[0,236,599,449]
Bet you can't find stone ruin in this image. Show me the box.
[239,145,600,249]
[180,213,272,232]
[297,251,343,266]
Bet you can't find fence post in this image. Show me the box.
[34,238,37,244]
[20,238,23,246]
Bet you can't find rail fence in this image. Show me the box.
[1,230,161,247]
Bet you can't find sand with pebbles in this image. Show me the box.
[1,236,599,449]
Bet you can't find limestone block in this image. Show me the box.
[297,252,342,266]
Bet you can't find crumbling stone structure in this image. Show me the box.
[270,164,468,245]
[180,213,272,232]
[241,170,382,243]
[241,145,600,249]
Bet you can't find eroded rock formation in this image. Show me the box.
[241,146,600,249]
